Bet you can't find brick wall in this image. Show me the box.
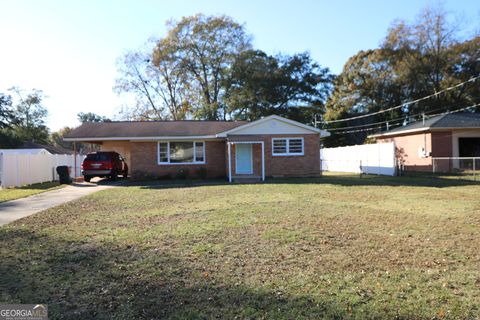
[377,131,455,172]
[228,143,263,177]
[130,141,226,179]
[226,134,321,178]
[431,131,453,157]
[377,132,433,172]
[266,134,320,177]
[130,134,321,180]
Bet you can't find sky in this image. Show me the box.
[0,0,479,131]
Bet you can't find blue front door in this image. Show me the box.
[235,144,253,174]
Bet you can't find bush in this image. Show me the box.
[131,170,162,181]
[176,168,189,179]
[197,167,208,179]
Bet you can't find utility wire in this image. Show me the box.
[327,117,404,131]
[323,75,480,124]
[327,104,459,132]
[331,102,480,135]
[332,123,402,134]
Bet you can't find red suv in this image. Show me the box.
[82,151,128,182]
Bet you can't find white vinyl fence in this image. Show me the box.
[321,142,396,176]
[0,150,85,188]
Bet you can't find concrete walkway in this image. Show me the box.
[0,182,120,226]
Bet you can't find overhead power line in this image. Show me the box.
[323,75,480,124]
[327,104,457,132]
[332,123,402,135]
[330,102,480,135]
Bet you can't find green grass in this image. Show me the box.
[0,181,63,203]
[1,175,479,319]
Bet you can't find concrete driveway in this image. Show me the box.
[0,180,123,226]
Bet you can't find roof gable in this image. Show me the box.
[217,115,330,137]
[20,142,74,154]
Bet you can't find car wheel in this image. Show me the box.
[123,170,128,179]
[84,176,91,182]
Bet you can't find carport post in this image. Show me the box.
[227,142,232,183]
[261,141,265,181]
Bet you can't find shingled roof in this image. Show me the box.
[20,142,75,154]
[64,120,249,140]
[371,112,480,138]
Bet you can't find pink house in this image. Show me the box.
[370,112,480,172]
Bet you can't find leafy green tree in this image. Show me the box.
[116,14,334,123]
[324,5,480,146]
[51,126,74,149]
[0,129,21,148]
[117,14,252,121]
[77,112,110,123]
[380,5,473,113]
[225,50,332,123]
[0,92,22,148]
[114,46,189,121]
[444,36,480,104]
[0,93,17,129]
[8,87,49,144]
[51,126,98,153]
[152,14,252,120]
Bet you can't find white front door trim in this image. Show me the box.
[227,141,265,182]
[235,144,253,174]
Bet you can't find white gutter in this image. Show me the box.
[369,127,430,138]
[369,126,480,138]
[321,131,331,138]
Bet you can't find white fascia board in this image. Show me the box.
[369,126,480,139]
[216,115,328,137]
[369,127,430,138]
[63,135,219,142]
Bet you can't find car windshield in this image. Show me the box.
[85,153,111,161]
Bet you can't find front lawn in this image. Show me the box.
[0,175,479,319]
[0,181,63,203]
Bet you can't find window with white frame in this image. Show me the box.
[272,138,304,156]
[158,141,205,164]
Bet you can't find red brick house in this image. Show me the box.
[64,115,330,181]
[370,112,480,172]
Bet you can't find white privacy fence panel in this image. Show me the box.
[0,151,85,188]
[321,142,396,176]
[51,154,84,181]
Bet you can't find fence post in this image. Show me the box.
[29,154,32,186]
[378,143,381,175]
[0,153,3,188]
[15,153,20,187]
[473,158,476,181]
[432,158,436,174]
